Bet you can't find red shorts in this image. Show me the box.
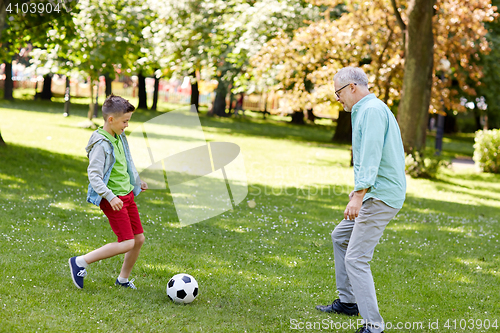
[100,191,143,242]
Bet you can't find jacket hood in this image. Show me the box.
[85,130,108,156]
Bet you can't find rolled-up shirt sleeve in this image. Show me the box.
[354,108,388,192]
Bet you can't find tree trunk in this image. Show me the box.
[0,4,6,145]
[190,75,200,113]
[228,86,235,115]
[0,1,6,40]
[41,74,53,100]
[137,72,148,109]
[3,60,13,100]
[290,111,305,124]
[0,2,6,113]
[444,112,457,133]
[473,108,482,131]
[93,81,99,118]
[151,74,160,111]
[87,78,94,120]
[212,76,229,117]
[396,0,434,153]
[306,108,316,122]
[262,93,269,119]
[104,72,112,97]
[332,110,352,143]
[63,75,71,116]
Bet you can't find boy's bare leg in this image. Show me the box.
[83,239,135,264]
[119,233,145,279]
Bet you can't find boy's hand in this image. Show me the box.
[141,181,148,191]
[110,197,124,211]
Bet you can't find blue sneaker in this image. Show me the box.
[69,257,87,289]
[115,278,137,289]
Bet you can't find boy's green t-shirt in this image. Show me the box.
[98,128,134,197]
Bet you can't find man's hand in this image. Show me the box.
[344,189,368,220]
[141,181,148,191]
[349,190,355,201]
[110,197,124,211]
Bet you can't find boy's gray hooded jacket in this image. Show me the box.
[85,130,142,206]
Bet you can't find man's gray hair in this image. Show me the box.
[334,67,369,87]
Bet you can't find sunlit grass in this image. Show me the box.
[1,98,499,332]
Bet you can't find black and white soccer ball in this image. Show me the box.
[166,273,199,304]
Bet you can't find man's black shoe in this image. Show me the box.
[315,299,359,316]
[355,325,384,333]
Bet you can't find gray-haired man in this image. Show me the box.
[316,67,406,333]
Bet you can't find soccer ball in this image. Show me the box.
[166,273,199,304]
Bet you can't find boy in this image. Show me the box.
[69,94,148,290]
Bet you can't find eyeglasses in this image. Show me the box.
[335,83,356,98]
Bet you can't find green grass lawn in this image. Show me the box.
[0,98,499,332]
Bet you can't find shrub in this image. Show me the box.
[473,129,500,173]
[405,151,448,178]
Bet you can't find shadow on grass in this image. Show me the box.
[403,191,500,218]
[0,143,88,190]
[0,98,172,120]
[427,171,500,201]
[0,98,340,146]
[198,114,338,144]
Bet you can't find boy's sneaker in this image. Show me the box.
[115,278,137,289]
[316,299,359,316]
[69,256,87,289]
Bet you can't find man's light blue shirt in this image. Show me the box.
[351,94,406,209]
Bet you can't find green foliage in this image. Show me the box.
[473,129,500,173]
[405,151,449,179]
[0,0,76,61]
[27,0,157,81]
[466,0,500,129]
[65,0,153,78]
[144,0,319,86]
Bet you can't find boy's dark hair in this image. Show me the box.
[102,94,135,121]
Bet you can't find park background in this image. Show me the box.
[1,0,500,332]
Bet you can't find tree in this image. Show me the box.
[143,0,202,110]
[3,58,13,100]
[144,0,237,115]
[36,0,153,120]
[151,69,161,111]
[0,0,76,144]
[134,34,162,111]
[252,1,405,131]
[1,0,78,93]
[41,74,53,100]
[464,0,500,129]
[0,0,79,124]
[137,72,148,109]
[252,0,495,147]
[394,0,434,153]
[397,0,496,152]
[145,0,319,115]
[213,0,320,116]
